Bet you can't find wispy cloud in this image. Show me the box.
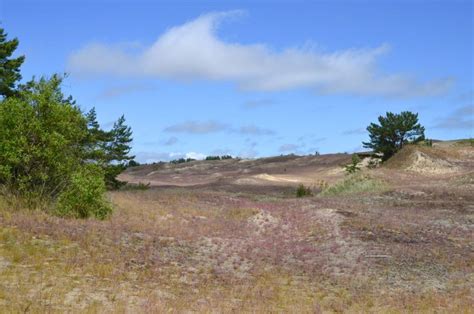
[433,105,474,130]
[68,11,452,97]
[164,121,229,134]
[134,151,206,163]
[163,136,179,146]
[164,120,276,136]
[342,127,366,135]
[237,125,275,136]
[243,99,276,109]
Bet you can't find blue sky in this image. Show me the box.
[1,0,473,162]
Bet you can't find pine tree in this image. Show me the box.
[103,115,134,189]
[363,111,425,161]
[0,28,25,97]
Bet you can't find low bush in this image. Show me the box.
[319,174,387,197]
[296,184,313,197]
[344,154,361,174]
[55,164,111,219]
[121,182,151,191]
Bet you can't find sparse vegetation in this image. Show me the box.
[345,154,361,174]
[121,182,151,191]
[319,174,388,196]
[296,184,313,197]
[456,138,474,146]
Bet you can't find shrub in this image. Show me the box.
[55,164,111,219]
[344,154,361,174]
[121,182,150,191]
[296,184,312,198]
[319,174,387,197]
[221,155,233,160]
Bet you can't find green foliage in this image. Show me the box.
[127,160,141,167]
[363,111,425,161]
[221,155,233,160]
[0,28,25,98]
[206,156,221,161]
[0,27,134,219]
[344,154,361,174]
[319,174,387,197]
[56,164,111,219]
[121,182,151,191]
[170,158,195,164]
[84,112,134,190]
[0,75,88,201]
[296,184,312,198]
[104,115,134,189]
[423,139,433,147]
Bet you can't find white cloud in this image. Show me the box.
[134,151,206,163]
[68,11,453,97]
[433,105,474,130]
[164,120,229,134]
[237,125,275,136]
[185,152,207,160]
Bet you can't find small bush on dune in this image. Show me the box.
[344,154,361,174]
[121,182,151,191]
[319,174,387,197]
[296,184,313,197]
[56,165,111,219]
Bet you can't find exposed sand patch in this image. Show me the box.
[253,174,301,183]
[406,151,460,175]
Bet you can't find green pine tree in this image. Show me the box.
[103,115,134,189]
[363,111,425,161]
[0,28,25,98]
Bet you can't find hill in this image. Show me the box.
[1,139,473,312]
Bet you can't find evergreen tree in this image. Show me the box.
[103,115,134,189]
[0,28,25,97]
[363,111,425,161]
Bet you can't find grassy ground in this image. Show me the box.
[1,145,473,312]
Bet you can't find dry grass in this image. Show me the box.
[1,145,473,312]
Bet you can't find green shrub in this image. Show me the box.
[344,154,361,174]
[296,184,312,198]
[121,182,150,191]
[221,155,233,160]
[55,164,111,219]
[319,174,387,197]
